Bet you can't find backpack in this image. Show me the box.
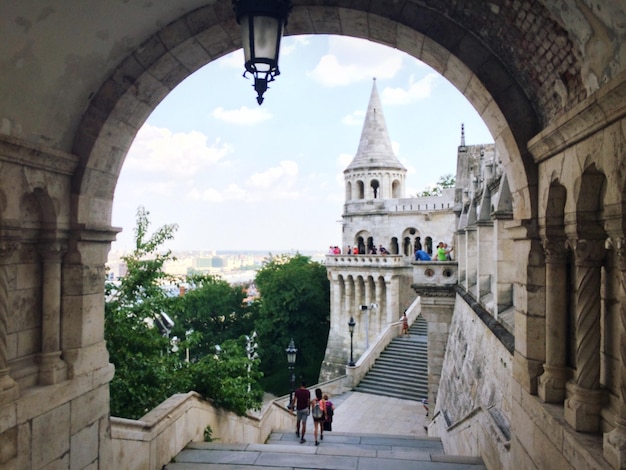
[312,400,324,419]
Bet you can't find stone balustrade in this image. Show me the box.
[325,254,407,267]
[411,261,458,286]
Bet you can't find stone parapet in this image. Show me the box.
[325,254,407,267]
[411,261,458,287]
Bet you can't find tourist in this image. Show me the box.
[323,394,335,432]
[436,242,453,261]
[353,246,359,255]
[293,381,311,443]
[401,311,409,336]
[311,388,326,445]
[415,249,431,261]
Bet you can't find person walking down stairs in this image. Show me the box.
[293,381,310,444]
[311,388,326,446]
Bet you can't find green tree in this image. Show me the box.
[416,173,456,197]
[253,254,330,394]
[171,274,254,361]
[105,207,262,418]
[105,206,184,418]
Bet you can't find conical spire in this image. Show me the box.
[345,78,405,171]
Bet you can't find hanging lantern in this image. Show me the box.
[232,0,292,105]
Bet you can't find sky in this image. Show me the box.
[111,35,493,254]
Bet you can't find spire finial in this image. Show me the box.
[460,123,466,147]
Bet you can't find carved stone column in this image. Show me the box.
[0,241,19,405]
[538,237,570,403]
[604,237,626,468]
[37,241,68,385]
[564,238,605,432]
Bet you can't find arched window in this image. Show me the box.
[403,237,411,256]
[357,180,365,199]
[390,237,399,254]
[371,179,380,199]
[346,181,352,201]
[392,179,401,198]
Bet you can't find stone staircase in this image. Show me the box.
[355,315,428,401]
[165,430,486,469]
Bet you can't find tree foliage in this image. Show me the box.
[170,274,253,361]
[105,207,262,419]
[253,254,330,394]
[416,173,456,197]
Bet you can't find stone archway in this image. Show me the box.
[72,1,581,234]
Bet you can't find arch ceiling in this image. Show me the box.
[2,1,625,228]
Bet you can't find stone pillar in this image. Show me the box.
[564,238,605,432]
[604,237,626,468]
[414,286,456,410]
[386,275,400,325]
[0,241,19,405]
[538,237,570,403]
[344,277,353,329]
[37,241,68,385]
[331,276,343,332]
[476,221,493,299]
[375,277,383,332]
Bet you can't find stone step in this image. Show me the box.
[165,432,486,469]
[357,375,427,388]
[355,315,429,402]
[368,361,427,375]
[356,381,428,399]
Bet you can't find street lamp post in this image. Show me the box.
[348,316,356,366]
[285,338,297,410]
[245,331,259,393]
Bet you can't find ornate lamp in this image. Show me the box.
[232,0,292,105]
[286,338,297,410]
[348,316,356,366]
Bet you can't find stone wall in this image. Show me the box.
[429,294,513,470]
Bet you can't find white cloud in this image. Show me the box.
[124,124,232,178]
[247,160,298,191]
[281,36,311,56]
[186,183,249,202]
[341,109,365,126]
[381,73,439,105]
[216,50,243,69]
[338,153,353,168]
[212,106,273,125]
[308,36,404,87]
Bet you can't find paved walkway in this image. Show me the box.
[320,391,428,438]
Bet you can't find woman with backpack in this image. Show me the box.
[311,388,326,446]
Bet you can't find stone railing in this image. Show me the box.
[411,261,458,286]
[345,296,422,389]
[325,254,407,267]
[110,391,293,470]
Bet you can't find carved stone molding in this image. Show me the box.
[0,241,20,260]
[569,238,606,266]
[542,237,568,263]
